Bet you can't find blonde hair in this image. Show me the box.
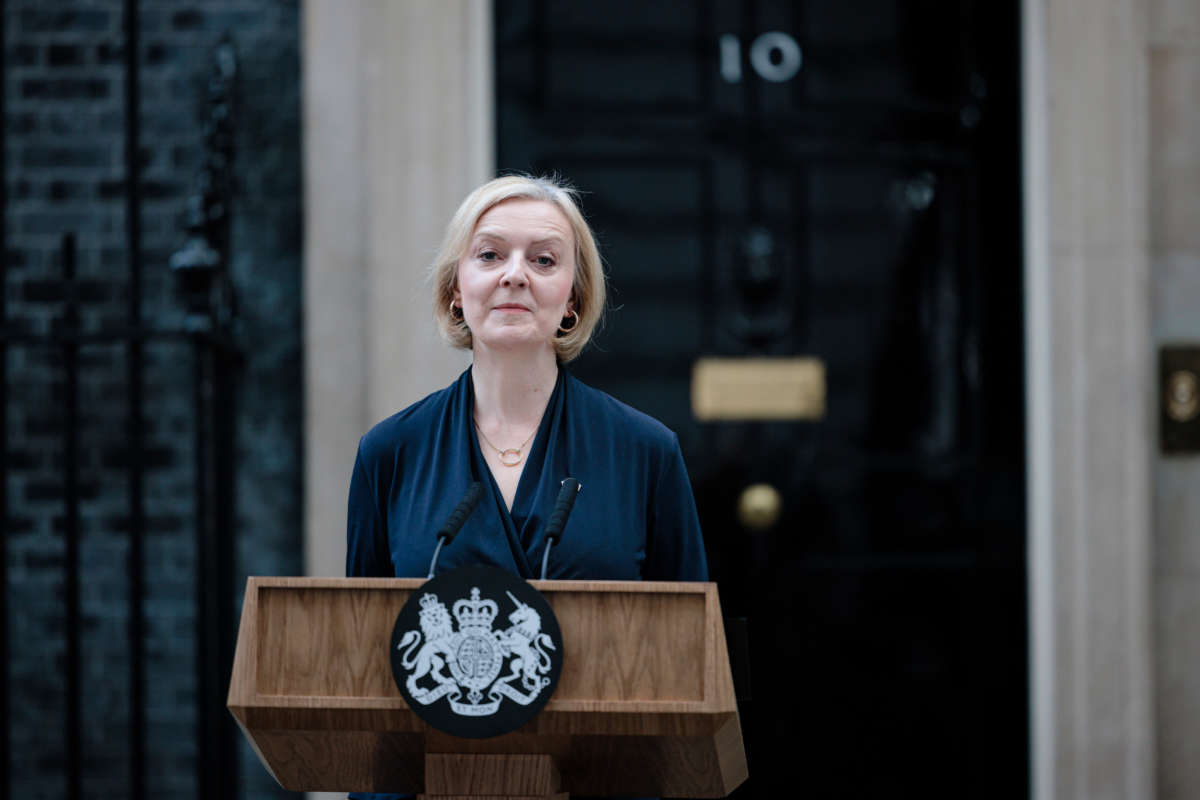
[431,175,606,363]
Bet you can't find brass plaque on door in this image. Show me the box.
[691,357,825,421]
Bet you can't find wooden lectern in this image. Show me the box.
[228,577,748,798]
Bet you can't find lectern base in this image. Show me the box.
[423,753,563,799]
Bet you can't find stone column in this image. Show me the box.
[1024,0,1156,798]
[301,0,487,592]
[301,3,489,798]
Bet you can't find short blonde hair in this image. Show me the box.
[431,175,606,363]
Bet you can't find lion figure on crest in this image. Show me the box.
[397,593,457,697]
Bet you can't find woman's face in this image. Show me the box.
[455,199,576,356]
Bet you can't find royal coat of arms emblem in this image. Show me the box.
[397,587,555,715]
[389,565,563,737]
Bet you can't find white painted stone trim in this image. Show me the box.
[1025,1,1156,798]
[1023,2,1055,797]
[300,4,491,794]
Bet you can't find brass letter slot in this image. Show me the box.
[691,357,825,421]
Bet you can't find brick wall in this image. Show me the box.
[4,1,302,797]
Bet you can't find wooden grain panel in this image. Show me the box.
[562,733,727,797]
[252,580,708,704]
[707,591,736,710]
[252,730,423,792]
[423,731,572,758]
[228,581,259,709]
[257,586,411,697]
[551,590,706,702]
[714,712,749,792]
[424,754,560,795]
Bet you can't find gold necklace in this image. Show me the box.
[474,418,538,467]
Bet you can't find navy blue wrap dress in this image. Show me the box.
[345,367,708,799]
[346,367,708,583]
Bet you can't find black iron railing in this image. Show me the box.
[1,0,10,792]
[0,3,242,797]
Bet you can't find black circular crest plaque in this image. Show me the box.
[389,565,564,738]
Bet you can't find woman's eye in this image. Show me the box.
[479,250,500,261]
[534,255,555,267]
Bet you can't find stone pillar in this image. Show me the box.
[301,3,489,798]
[302,0,486,588]
[1150,2,1200,799]
[1024,0,1156,798]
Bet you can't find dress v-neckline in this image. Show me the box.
[480,445,527,515]
[466,368,560,533]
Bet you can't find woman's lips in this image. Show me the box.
[493,304,531,312]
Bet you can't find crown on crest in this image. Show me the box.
[452,587,498,631]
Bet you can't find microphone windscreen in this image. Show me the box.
[437,482,483,544]
[544,477,581,544]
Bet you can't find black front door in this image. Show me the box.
[496,2,1026,796]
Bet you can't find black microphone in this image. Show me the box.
[539,477,581,580]
[427,482,483,578]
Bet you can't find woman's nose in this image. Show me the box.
[500,254,528,286]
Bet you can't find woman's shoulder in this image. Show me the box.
[357,372,466,461]
[564,372,679,449]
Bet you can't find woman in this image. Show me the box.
[345,175,705,799]
[347,173,707,585]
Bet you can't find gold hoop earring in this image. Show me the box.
[449,299,463,320]
[558,308,579,333]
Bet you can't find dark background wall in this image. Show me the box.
[3,1,302,797]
